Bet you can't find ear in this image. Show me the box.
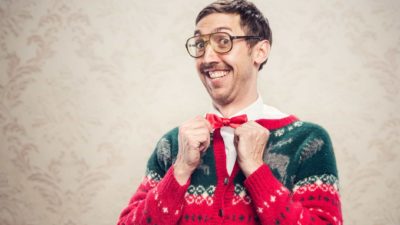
[253,40,270,67]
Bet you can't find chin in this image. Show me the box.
[209,93,232,106]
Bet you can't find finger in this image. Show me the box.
[247,121,260,128]
[187,125,212,135]
[203,118,213,132]
[197,131,211,152]
[191,133,211,143]
[233,134,239,148]
[240,121,258,129]
[234,125,246,136]
[180,123,209,137]
[186,130,210,146]
[188,117,213,132]
[199,138,210,152]
[184,133,211,148]
[187,138,203,151]
[237,122,269,135]
[194,116,212,132]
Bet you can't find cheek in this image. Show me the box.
[225,45,253,67]
[195,60,202,72]
[221,48,247,69]
[219,55,235,69]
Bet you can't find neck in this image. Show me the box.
[213,92,258,118]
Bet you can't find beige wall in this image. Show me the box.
[1,0,399,224]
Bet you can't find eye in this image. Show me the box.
[213,34,230,47]
[195,39,205,49]
[219,37,230,45]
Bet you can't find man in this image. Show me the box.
[117,0,342,224]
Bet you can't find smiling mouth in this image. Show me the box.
[207,70,229,79]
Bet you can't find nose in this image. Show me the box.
[202,42,219,62]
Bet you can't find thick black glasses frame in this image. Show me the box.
[185,32,262,58]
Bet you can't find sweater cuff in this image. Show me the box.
[157,166,190,203]
[244,164,287,203]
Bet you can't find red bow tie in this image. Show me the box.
[205,113,248,129]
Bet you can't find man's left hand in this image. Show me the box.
[234,121,270,177]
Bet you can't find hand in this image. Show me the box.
[234,121,270,177]
[174,116,212,185]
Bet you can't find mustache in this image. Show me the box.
[200,62,231,73]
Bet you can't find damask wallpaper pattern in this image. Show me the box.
[0,0,399,225]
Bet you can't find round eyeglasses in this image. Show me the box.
[185,32,262,58]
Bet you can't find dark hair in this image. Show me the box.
[196,0,272,70]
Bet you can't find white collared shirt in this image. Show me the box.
[209,96,288,175]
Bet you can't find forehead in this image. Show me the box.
[194,13,244,35]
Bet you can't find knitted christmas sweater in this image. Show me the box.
[117,116,342,225]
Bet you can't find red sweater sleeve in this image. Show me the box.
[117,167,190,225]
[244,165,342,225]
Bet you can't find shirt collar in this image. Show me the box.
[209,95,266,121]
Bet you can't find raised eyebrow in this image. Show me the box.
[193,27,233,36]
[214,27,232,33]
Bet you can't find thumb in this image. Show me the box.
[233,134,239,149]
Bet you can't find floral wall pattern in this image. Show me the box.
[0,0,399,225]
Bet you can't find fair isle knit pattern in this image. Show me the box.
[117,116,342,225]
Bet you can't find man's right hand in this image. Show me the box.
[173,116,212,185]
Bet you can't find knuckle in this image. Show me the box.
[234,129,240,136]
[179,125,188,133]
[194,115,204,121]
[188,140,199,148]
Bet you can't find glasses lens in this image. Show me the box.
[185,32,233,58]
[186,36,205,58]
[210,33,231,53]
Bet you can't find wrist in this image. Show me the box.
[173,163,194,185]
[240,161,263,177]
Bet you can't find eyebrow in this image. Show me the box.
[194,27,233,36]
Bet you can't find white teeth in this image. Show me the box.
[208,71,228,79]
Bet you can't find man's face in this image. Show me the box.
[194,13,259,107]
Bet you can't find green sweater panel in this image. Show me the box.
[145,120,338,192]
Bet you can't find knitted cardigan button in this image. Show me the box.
[218,209,224,217]
[224,177,229,185]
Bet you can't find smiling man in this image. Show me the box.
[117,1,342,225]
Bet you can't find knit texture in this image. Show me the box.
[117,116,342,225]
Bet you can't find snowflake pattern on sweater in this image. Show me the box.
[117,116,342,225]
